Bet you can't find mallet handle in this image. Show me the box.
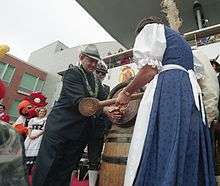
[99,92,144,107]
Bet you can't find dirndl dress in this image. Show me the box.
[124,23,216,186]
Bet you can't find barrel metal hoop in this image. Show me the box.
[106,137,131,143]
[108,130,132,134]
[102,155,127,165]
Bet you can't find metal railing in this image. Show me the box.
[103,24,220,69]
[184,24,220,41]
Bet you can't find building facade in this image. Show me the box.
[0,54,47,122]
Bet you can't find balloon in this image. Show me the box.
[0,45,10,58]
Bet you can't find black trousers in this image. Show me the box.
[87,120,105,170]
[32,119,106,186]
[32,124,91,186]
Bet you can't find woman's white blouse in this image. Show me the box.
[133,23,166,69]
[133,24,205,80]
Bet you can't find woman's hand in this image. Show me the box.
[115,89,131,108]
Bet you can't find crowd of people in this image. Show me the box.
[1,15,220,186]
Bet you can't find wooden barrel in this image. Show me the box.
[99,81,142,186]
[99,126,133,186]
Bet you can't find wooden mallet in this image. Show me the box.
[79,92,144,117]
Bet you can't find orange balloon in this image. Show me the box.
[0,45,10,58]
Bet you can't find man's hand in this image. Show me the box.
[103,106,124,120]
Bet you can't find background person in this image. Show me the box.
[193,49,220,175]
[193,49,219,127]
[0,104,10,123]
[210,55,220,76]
[210,55,220,175]
[0,79,28,186]
[0,122,28,186]
[95,61,110,95]
[24,107,47,176]
[210,56,220,112]
[13,92,48,140]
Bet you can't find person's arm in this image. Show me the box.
[125,65,158,94]
[116,65,158,106]
[104,65,158,119]
[33,131,44,138]
[116,24,166,107]
[27,128,33,138]
[29,129,43,139]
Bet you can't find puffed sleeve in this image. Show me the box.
[133,23,166,69]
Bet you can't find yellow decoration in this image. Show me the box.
[119,66,135,83]
[0,45,10,58]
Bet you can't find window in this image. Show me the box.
[0,62,15,84]
[35,79,44,91]
[20,73,36,91]
[8,99,20,122]
[19,73,45,92]
[0,62,6,77]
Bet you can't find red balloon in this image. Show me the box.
[0,80,5,99]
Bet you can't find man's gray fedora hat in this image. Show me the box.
[81,44,101,61]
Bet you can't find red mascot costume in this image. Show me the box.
[13,92,48,138]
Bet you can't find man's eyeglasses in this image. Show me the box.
[96,70,106,76]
